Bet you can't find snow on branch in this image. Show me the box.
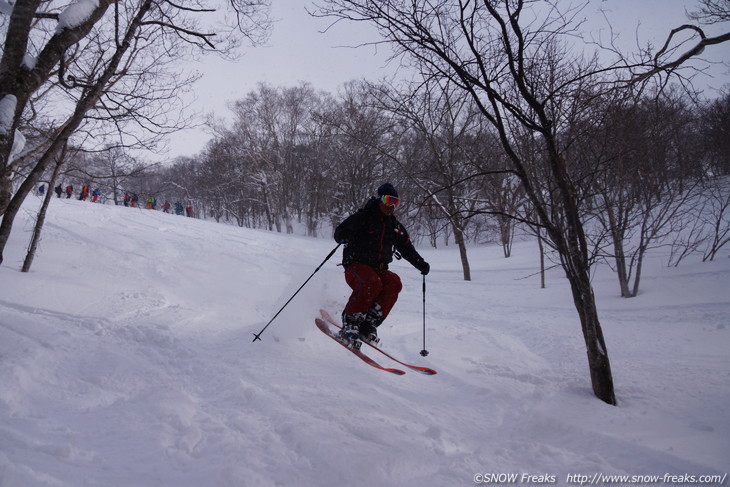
[56,0,100,33]
[0,95,17,136]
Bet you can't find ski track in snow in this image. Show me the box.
[0,197,728,486]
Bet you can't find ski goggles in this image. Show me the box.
[381,194,401,208]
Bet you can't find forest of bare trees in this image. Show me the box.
[136,80,729,296]
[3,0,728,405]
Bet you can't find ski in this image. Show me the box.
[315,318,406,375]
[320,309,437,375]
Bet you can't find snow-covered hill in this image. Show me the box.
[1,197,728,486]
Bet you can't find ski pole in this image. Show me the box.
[252,243,341,342]
[420,274,429,357]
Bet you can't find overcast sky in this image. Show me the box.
[161,0,730,161]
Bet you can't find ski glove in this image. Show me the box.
[415,260,430,276]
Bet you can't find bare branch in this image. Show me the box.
[630,25,730,85]
[140,20,217,48]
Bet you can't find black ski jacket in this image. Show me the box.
[334,198,425,271]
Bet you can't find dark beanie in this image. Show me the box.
[377,182,399,198]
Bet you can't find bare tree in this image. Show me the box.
[370,81,489,280]
[320,80,393,212]
[0,0,116,215]
[316,0,730,405]
[22,142,67,273]
[573,89,704,297]
[701,177,730,262]
[91,146,147,205]
[688,0,730,24]
[620,0,730,89]
[315,0,620,403]
[0,0,272,265]
[700,92,730,177]
[1,0,153,266]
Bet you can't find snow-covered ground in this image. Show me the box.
[1,197,728,486]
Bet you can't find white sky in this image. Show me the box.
[161,0,730,162]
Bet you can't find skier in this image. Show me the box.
[123,192,131,207]
[92,188,100,202]
[66,185,73,199]
[55,184,63,198]
[333,182,430,347]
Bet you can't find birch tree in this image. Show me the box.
[0,0,271,265]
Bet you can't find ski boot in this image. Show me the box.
[359,304,383,345]
[340,312,365,350]
[359,324,379,346]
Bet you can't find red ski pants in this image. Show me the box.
[343,262,402,319]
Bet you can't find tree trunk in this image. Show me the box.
[499,214,513,258]
[613,242,633,297]
[0,138,62,265]
[631,246,646,298]
[546,132,617,405]
[23,153,65,272]
[566,264,617,405]
[537,228,546,289]
[452,222,471,281]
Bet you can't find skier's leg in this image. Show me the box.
[358,270,401,344]
[342,263,382,340]
[374,270,402,321]
[343,263,383,315]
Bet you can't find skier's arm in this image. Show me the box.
[394,223,430,275]
[334,212,361,244]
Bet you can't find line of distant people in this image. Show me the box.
[46,183,101,202]
[40,183,194,217]
[122,193,193,217]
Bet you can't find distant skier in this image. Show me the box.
[123,192,131,207]
[92,188,100,202]
[55,184,63,198]
[174,202,183,215]
[333,182,430,348]
[38,184,45,196]
[66,185,73,199]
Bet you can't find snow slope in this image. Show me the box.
[1,197,728,486]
